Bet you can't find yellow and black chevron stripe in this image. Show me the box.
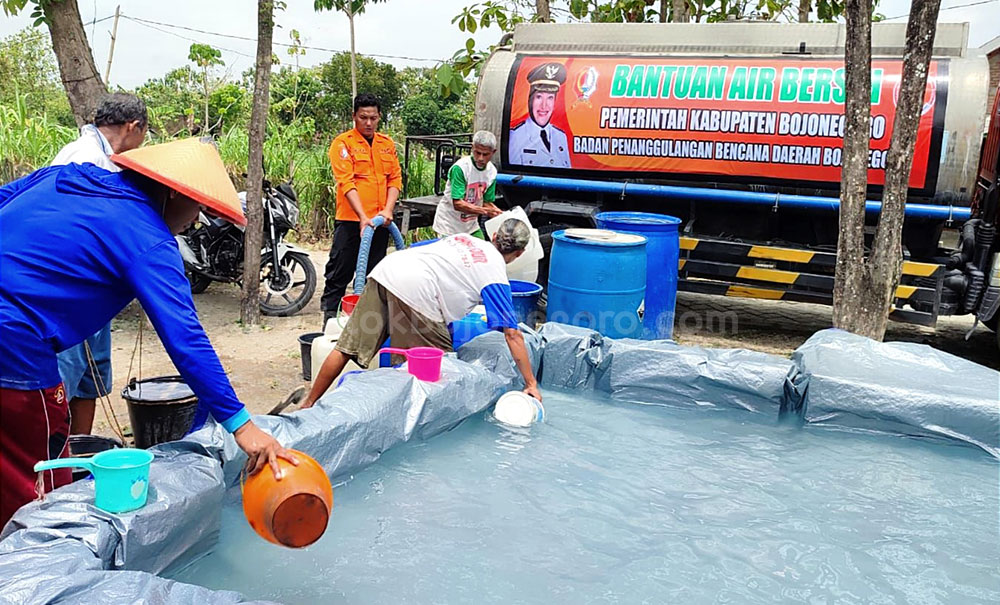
[677,259,935,304]
[679,237,942,279]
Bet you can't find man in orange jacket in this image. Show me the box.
[321,93,403,325]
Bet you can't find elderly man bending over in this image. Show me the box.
[301,219,541,407]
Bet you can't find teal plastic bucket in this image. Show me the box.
[547,229,647,339]
[34,448,154,513]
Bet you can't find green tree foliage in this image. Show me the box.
[209,82,251,132]
[135,67,201,137]
[0,28,73,126]
[438,1,527,99]
[397,67,473,136]
[188,43,225,131]
[188,42,224,69]
[568,0,657,22]
[270,65,324,126]
[313,0,389,97]
[315,51,401,133]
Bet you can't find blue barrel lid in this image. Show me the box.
[595,211,681,230]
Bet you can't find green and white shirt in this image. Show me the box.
[433,156,497,236]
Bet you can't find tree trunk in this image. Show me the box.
[672,0,689,22]
[536,0,551,22]
[798,0,810,22]
[203,67,210,133]
[241,0,275,326]
[867,0,943,334]
[832,0,943,341]
[42,0,107,126]
[348,4,357,100]
[659,0,668,22]
[832,0,875,336]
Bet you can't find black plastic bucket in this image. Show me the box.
[299,332,323,381]
[121,376,199,449]
[68,434,123,482]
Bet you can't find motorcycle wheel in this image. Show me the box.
[259,252,317,317]
[188,271,213,294]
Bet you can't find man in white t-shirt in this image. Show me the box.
[301,219,541,406]
[433,130,502,239]
[50,93,148,436]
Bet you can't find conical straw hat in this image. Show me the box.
[111,137,246,226]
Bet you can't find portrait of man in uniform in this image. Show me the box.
[508,62,572,169]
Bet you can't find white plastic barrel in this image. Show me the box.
[485,207,544,282]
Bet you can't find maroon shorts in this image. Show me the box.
[0,384,72,527]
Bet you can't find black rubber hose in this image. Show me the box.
[948,219,979,268]
[962,262,986,315]
[973,221,995,273]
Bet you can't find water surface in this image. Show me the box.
[170,389,1000,604]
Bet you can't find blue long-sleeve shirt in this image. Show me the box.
[0,163,250,433]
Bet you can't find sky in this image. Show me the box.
[0,0,997,90]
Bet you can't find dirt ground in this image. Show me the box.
[95,243,998,440]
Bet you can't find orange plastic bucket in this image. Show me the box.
[241,449,333,548]
[340,294,360,315]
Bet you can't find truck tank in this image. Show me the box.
[459,22,1000,332]
[475,22,990,208]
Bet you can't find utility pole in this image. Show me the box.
[103,5,121,86]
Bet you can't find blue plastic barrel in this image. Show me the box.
[596,212,681,340]
[546,230,647,339]
[509,280,543,326]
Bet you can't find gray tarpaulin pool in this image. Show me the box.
[1,326,997,604]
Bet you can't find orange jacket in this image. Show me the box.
[328,128,402,222]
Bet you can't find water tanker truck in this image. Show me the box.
[398,22,1000,349]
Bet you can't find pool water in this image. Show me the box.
[170,389,1000,604]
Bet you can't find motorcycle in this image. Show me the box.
[176,179,317,317]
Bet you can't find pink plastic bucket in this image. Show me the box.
[377,346,445,382]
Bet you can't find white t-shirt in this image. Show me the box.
[369,234,517,328]
[51,125,119,171]
[433,156,497,236]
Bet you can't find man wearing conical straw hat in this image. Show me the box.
[0,137,298,526]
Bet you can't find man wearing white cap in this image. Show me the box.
[0,138,296,526]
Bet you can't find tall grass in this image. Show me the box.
[0,101,442,244]
[0,92,75,183]
[217,118,335,240]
